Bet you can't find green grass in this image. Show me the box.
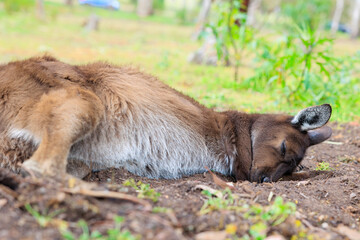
[61,216,139,240]
[199,188,242,215]
[0,1,359,122]
[199,189,300,240]
[25,203,63,228]
[315,161,334,171]
[123,179,160,202]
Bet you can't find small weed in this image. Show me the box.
[199,188,243,215]
[123,178,161,202]
[25,204,63,228]
[242,197,296,240]
[200,192,297,239]
[248,222,267,240]
[61,216,138,240]
[339,155,359,164]
[315,161,334,171]
[152,206,172,213]
[207,0,255,81]
[244,197,296,226]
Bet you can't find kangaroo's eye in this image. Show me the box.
[281,140,286,157]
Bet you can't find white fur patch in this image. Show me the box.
[68,97,231,179]
[7,128,40,145]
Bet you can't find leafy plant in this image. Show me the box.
[280,0,332,31]
[245,22,360,115]
[152,207,172,213]
[207,0,255,81]
[61,216,138,240]
[25,204,63,228]
[248,222,267,240]
[199,188,243,215]
[123,178,160,202]
[243,197,296,240]
[200,190,297,239]
[315,161,334,171]
[244,196,296,226]
[339,155,359,164]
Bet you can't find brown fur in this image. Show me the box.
[0,56,332,182]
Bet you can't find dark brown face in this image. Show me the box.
[248,104,332,183]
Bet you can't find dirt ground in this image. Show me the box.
[0,122,360,240]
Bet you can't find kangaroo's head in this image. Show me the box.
[231,104,332,183]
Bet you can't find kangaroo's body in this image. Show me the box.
[0,56,332,182]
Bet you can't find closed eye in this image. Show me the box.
[281,140,286,157]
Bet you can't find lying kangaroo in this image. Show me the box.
[0,56,332,182]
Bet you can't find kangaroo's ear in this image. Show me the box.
[291,104,332,131]
[308,126,332,146]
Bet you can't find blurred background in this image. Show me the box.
[0,0,359,122]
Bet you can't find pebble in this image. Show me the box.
[229,215,236,222]
[39,187,47,194]
[322,222,329,229]
[350,192,356,200]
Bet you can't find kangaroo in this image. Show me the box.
[0,56,332,182]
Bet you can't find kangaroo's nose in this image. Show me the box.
[261,176,270,183]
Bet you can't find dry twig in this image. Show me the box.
[204,166,235,190]
[62,188,152,211]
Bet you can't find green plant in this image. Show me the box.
[248,222,267,240]
[207,0,255,81]
[25,204,63,228]
[0,0,34,13]
[199,188,243,215]
[61,216,138,240]
[339,155,359,164]
[200,191,297,239]
[123,178,160,202]
[285,24,337,103]
[245,22,360,116]
[280,0,332,31]
[245,197,296,226]
[315,161,334,171]
[243,197,296,240]
[152,207,172,213]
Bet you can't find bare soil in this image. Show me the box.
[0,122,360,240]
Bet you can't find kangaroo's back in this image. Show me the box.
[0,56,222,178]
[69,61,223,178]
[0,56,80,129]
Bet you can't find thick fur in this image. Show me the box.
[0,56,332,182]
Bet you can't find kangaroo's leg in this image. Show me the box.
[17,86,104,178]
[66,158,92,179]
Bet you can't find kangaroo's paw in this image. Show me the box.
[20,159,44,178]
[21,158,95,189]
[20,158,65,179]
